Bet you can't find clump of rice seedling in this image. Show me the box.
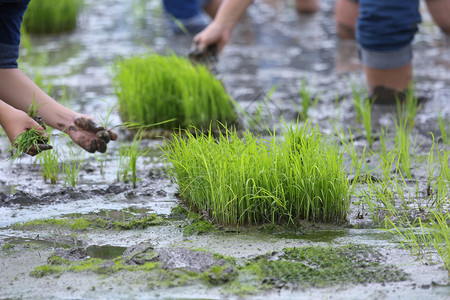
[117,130,147,188]
[298,79,319,121]
[8,127,49,161]
[23,0,84,34]
[62,142,85,187]
[164,122,350,226]
[112,52,237,130]
[37,146,61,184]
[8,98,51,160]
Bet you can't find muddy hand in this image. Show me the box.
[69,117,118,153]
[27,141,53,156]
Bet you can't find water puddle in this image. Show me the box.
[86,245,127,259]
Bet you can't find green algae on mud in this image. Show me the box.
[229,244,408,295]
[30,247,237,289]
[29,243,406,297]
[11,212,165,231]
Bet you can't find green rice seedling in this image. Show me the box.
[37,138,61,184]
[351,84,365,124]
[433,148,450,210]
[427,210,450,276]
[361,97,374,148]
[425,133,438,207]
[23,0,84,34]
[62,143,85,188]
[117,130,147,188]
[8,127,48,161]
[246,85,277,131]
[332,123,366,192]
[437,113,449,145]
[38,148,60,183]
[386,217,434,261]
[164,122,350,226]
[112,52,237,131]
[376,126,398,181]
[403,85,421,128]
[8,97,53,161]
[298,79,319,121]
[393,101,415,179]
[387,210,450,276]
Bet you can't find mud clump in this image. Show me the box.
[49,247,88,264]
[157,247,230,273]
[122,242,157,265]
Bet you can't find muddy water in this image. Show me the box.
[1,0,450,299]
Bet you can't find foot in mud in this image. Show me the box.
[370,86,427,106]
[61,116,118,153]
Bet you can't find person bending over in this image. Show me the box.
[193,0,450,103]
[0,0,117,156]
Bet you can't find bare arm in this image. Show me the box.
[0,68,117,153]
[193,0,253,52]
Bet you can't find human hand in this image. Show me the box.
[64,115,118,153]
[193,22,232,53]
[2,109,52,156]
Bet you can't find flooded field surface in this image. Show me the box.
[1,0,450,299]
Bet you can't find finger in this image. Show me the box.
[86,139,97,153]
[98,139,107,153]
[37,144,53,152]
[108,129,118,141]
[74,117,105,132]
[96,130,111,143]
[25,143,52,156]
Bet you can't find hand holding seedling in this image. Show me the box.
[193,0,253,53]
[0,100,52,156]
[64,115,118,153]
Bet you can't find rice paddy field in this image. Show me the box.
[1,0,450,299]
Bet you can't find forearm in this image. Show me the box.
[213,0,253,30]
[0,68,75,132]
[0,98,15,126]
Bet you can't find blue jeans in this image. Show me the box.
[0,0,30,68]
[162,0,211,34]
[356,0,421,69]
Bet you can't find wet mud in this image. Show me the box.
[1,0,450,299]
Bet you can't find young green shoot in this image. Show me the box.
[62,142,85,188]
[117,130,147,188]
[298,79,319,121]
[361,96,374,148]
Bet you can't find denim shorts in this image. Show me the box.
[163,0,212,20]
[356,0,421,69]
[0,0,31,68]
[163,0,212,34]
